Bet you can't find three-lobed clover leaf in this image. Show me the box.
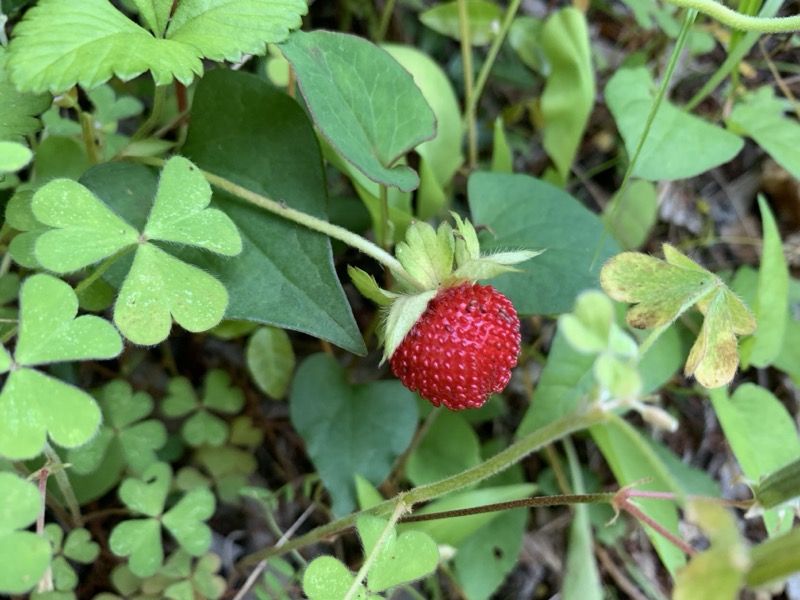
[176,445,258,504]
[109,462,215,578]
[600,244,756,388]
[0,273,122,459]
[41,525,100,593]
[162,370,245,447]
[0,472,52,594]
[68,379,167,481]
[29,156,243,345]
[7,0,308,94]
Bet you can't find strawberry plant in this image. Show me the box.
[1,0,800,598]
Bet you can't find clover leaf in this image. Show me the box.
[42,525,100,592]
[8,0,308,93]
[0,472,52,594]
[109,462,215,577]
[600,244,756,388]
[67,379,166,498]
[162,370,245,447]
[29,156,242,345]
[176,445,257,504]
[0,273,122,459]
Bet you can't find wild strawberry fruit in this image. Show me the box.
[389,283,521,410]
[348,214,541,410]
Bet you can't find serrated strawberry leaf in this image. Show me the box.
[0,473,52,595]
[0,46,51,142]
[7,0,307,93]
[279,30,436,192]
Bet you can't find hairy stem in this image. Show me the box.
[41,443,82,528]
[458,0,477,167]
[665,0,800,31]
[236,405,607,569]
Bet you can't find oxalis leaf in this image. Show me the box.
[280,30,436,192]
[109,462,215,577]
[0,273,122,459]
[31,156,242,346]
[600,244,755,388]
[0,473,52,595]
[7,0,307,93]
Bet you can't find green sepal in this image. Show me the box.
[451,212,481,265]
[347,266,398,307]
[382,290,437,362]
[752,457,800,511]
[450,249,543,283]
[395,221,454,289]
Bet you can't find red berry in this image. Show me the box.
[389,283,521,410]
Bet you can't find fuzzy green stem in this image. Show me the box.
[345,500,408,599]
[74,245,136,298]
[458,0,477,167]
[665,0,800,31]
[130,85,167,142]
[236,405,607,569]
[378,184,390,248]
[41,443,82,527]
[133,157,423,290]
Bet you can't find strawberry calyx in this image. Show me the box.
[348,214,541,362]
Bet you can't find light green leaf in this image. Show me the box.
[727,86,800,180]
[406,411,481,487]
[709,384,800,535]
[606,66,743,180]
[602,180,658,250]
[509,16,546,74]
[0,141,33,174]
[674,501,747,600]
[115,244,229,345]
[32,179,138,273]
[7,0,307,93]
[540,8,595,184]
[15,273,122,366]
[246,326,296,399]
[162,488,215,556]
[290,354,418,516]
[0,368,102,458]
[0,473,52,595]
[739,196,788,367]
[0,46,51,142]
[131,0,172,36]
[119,462,171,517]
[591,414,686,574]
[109,518,163,578]
[279,30,436,192]
[347,266,397,307]
[684,290,738,389]
[144,156,241,255]
[491,117,513,173]
[303,556,364,600]
[357,515,439,591]
[383,44,463,217]
[420,0,503,46]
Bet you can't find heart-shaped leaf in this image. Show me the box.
[0,368,102,459]
[606,66,743,180]
[144,156,241,255]
[303,556,367,600]
[0,473,52,594]
[109,518,164,578]
[161,487,215,555]
[14,273,122,366]
[290,354,418,516]
[180,69,365,354]
[358,515,439,591]
[32,178,138,273]
[8,0,307,93]
[119,462,171,518]
[280,30,436,192]
[115,244,229,345]
[0,140,33,174]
